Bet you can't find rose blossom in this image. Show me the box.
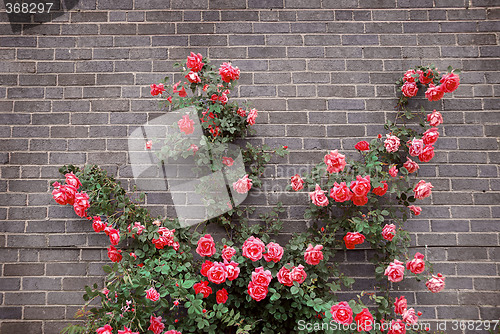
[107,245,122,262]
[222,157,234,167]
[145,287,160,302]
[200,260,213,277]
[92,216,106,233]
[173,81,187,97]
[185,71,201,83]
[310,184,329,207]
[207,262,227,284]
[108,228,120,245]
[394,296,407,315]
[403,157,419,173]
[350,175,371,197]
[247,108,258,125]
[408,138,424,157]
[218,93,228,105]
[440,72,460,93]
[196,234,216,257]
[242,236,266,261]
[406,252,425,274]
[402,81,418,97]
[330,182,353,202]
[291,264,307,284]
[73,192,90,217]
[427,109,443,126]
[403,69,416,82]
[422,127,439,145]
[117,326,139,334]
[402,308,419,325]
[97,325,113,334]
[330,301,353,325]
[263,242,284,263]
[413,180,433,199]
[324,149,346,174]
[352,195,368,206]
[248,281,268,301]
[219,62,240,83]
[165,331,181,334]
[251,267,272,286]
[304,244,324,265]
[425,84,444,101]
[224,262,240,281]
[221,246,236,262]
[186,52,204,72]
[408,205,422,216]
[237,108,246,117]
[145,140,152,150]
[426,274,445,293]
[216,288,228,304]
[188,144,198,153]
[148,315,165,334]
[178,114,195,135]
[51,182,76,205]
[65,172,81,189]
[384,134,400,153]
[384,259,405,282]
[372,181,388,196]
[354,140,369,151]
[233,174,252,194]
[152,227,175,249]
[382,224,396,241]
[389,165,398,177]
[388,319,407,334]
[290,174,305,191]
[417,68,433,84]
[193,281,212,298]
[128,222,145,236]
[150,83,165,96]
[354,308,374,332]
[344,232,365,249]
[277,266,293,287]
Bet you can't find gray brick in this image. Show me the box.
[0,307,22,319]
[5,292,46,305]
[1,322,43,334]
[4,263,44,276]
[46,263,87,276]
[47,291,85,305]
[25,306,66,320]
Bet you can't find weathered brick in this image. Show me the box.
[4,263,45,276]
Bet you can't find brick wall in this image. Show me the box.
[0,1,499,333]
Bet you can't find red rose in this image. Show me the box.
[384,259,405,282]
[330,301,353,325]
[388,319,407,334]
[148,315,165,334]
[291,264,307,284]
[324,149,346,174]
[97,325,113,334]
[200,260,213,277]
[277,266,293,287]
[394,296,407,315]
[107,245,122,262]
[382,224,396,241]
[403,157,419,173]
[224,262,240,281]
[196,234,216,257]
[216,288,228,304]
[221,246,236,262]
[108,228,120,245]
[186,52,204,72]
[409,205,422,216]
[150,83,165,96]
[193,281,212,298]
[418,145,435,162]
[344,232,365,249]
[372,181,388,196]
[310,184,329,207]
[207,262,227,284]
[73,191,90,217]
[185,71,201,83]
[92,216,106,233]
[354,140,370,151]
[251,267,272,286]
[242,236,265,261]
[304,244,323,265]
[290,174,305,191]
[65,172,81,189]
[145,287,160,302]
[219,62,240,83]
[350,175,371,197]
[406,252,425,274]
[417,69,433,84]
[403,69,416,82]
[330,181,353,203]
[355,308,374,332]
[440,72,460,93]
[247,281,268,301]
[422,127,439,145]
[425,84,444,101]
[352,194,368,206]
[413,180,433,199]
[402,81,418,97]
[427,109,443,126]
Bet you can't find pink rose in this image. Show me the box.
[352,194,368,206]
[409,205,422,216]
[440,72,460,93]
[188,144,198,153]
[247,108,258,125]
[219,62,240,83]
[172,81,187,97]
[145,140,152,150]
[128,222,145,236]
[233,174,252,194]
[403,308,419,325]
[221,246,236,262]
[330,181,353,202]
[427,109,443,126]
[372,181,388,196]
[382,224,396,241]
[418,69,433,84]
[107,245,122,263]
[290,174,305,191]
[324,149,346,174]
[218,93,228,105]
[52,182,75,205]
[196,234,216,257]
[152,227,175,249]
[185,71,201,83]
[389,165,398,177]
[92,216,106,233]
[408,138,424,157]
[403,69,416,82]
[350,175,371,197]
[242,236,265,261]
[224,262,240,281]
[422,127,439,145]
[108,228,120,246]
[309,184,329,207]
[73,192,90,217]
[403,157,419,173]
[251,267,272,286]
[97,325,113,334]
[145,287,160,302]
[222,157,234,167]
[178,114,195,135]
[150,83,165,96]
[354,308,374,332]
[418,145,435,162]
[186,52,204,72]
[330,301,353,325]
[304,244,323,265]
[200,260,213,277]
[426,274,445,293]
[384,259,405,282]
[291,264,307,284]
[207,262,227,284]
[413,180,433,199]
[402,81,418,97]
[118,326,139,334]
[344,232,365,249]
[277,266,293,287]
[216,288,228,304]
[172,241,180,251]
[425,84,444,101]
[148,315,165,334]
[65,172,81,189]
[384,134,400,153]
[354,140,370,151]
[388,319,407,334]
[394,296,407,315]
[263,242,284,263]
[247,281,268,301]
[193,281,212,298]
[406,252,425,274]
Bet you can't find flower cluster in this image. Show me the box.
[400,66,460,101]
[51,172,89,217]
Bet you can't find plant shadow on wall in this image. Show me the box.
[54,55,460,334]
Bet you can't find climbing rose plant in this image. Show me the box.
[56,58,459,334]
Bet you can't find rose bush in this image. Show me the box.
[57,59,459,334]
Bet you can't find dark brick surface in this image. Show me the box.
[0,2,499,333]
